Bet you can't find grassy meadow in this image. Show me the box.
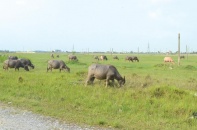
[0,52,197,129]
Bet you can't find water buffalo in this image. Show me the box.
[47,60,70,72]
[164,57,174,63]
[51,53,54,58]
[131,56,139,62]
[3,59,29,71]
[100,55,108,61]
[94,56,99,61]
[113,56,119,60]
[125,56,139,62]
[19,58,35,69]
[8,56,18,60]
[125,56,133,62]
[68,55,78,61]
[180,55,185,59]
[86,64,125,87]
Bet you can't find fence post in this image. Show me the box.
[178,33,180,66]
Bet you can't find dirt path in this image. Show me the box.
[0,103,106,130]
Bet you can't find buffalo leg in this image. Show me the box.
[106,79,110,87]
[47,67,50,72]
[111,79,115,87]
[15,67,19,71]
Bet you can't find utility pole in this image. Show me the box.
[111,48,113,55]
[178,33,180,66]
[147,42,150,54]
[72,44,75,55]
[186,45,188,60]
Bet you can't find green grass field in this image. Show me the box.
[0,52,197,129]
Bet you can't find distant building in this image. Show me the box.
[53,49,62,52]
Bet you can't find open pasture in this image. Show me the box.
[0,53,197,129]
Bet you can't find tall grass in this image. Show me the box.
[0,53,197,129]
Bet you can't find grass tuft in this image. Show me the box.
[184,65,196,70]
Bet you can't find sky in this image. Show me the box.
[0,0,197,52]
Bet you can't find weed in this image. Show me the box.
[75,71,87,77]
[152,87,165,98]
[18,77,23,83]
[113,122,123,129]
[185,65,196,70]
[154,63,165,67]
[98,120,106,125]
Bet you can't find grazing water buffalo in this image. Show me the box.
[131,56,139,62]
[47,60,70,72]
[3,60,29,71]
[164,57,174,63]
[8,56,18,60]
[86,64,125,87]
[180,55,185,59]
[100,55,108,61]
[113,56,119,60]
[125,56,133,62]
[94,56,99,61]
[51,53,54,58]
[125,56,139,62]
[68,55,78,61]
[19,59,35,69]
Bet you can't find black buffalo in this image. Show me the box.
[125,56,133,62]
[131,56,139,62]
[19,59,35,69]
[180,55,185,59]
[3,59,29,71]
[94,56,99,61]
[51,53,54,58]
[8,56,18,60]
[113,56,119,60]
[125,56,139,62]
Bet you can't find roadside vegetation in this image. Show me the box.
[0,53,197,129]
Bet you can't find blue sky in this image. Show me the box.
[0,0,196,52]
